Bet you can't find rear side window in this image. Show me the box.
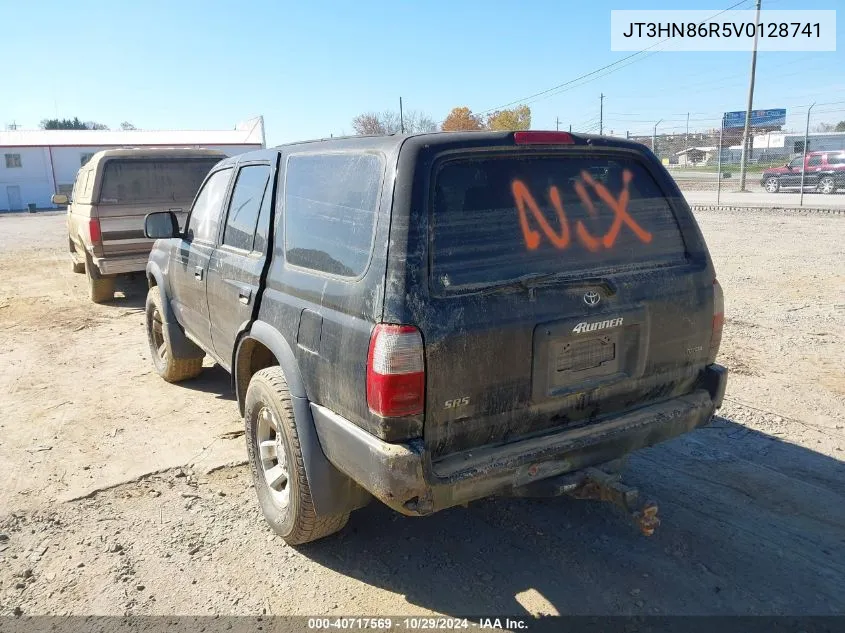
[83,171,95,199]
[284,152,383,277]
[431,153,687,291]
[222,165,271,251]
[73,172,88,201]
[828,154,845,165]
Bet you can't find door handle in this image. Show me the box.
[194,266,203,281]
[238,288,252,305]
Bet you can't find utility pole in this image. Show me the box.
[399,97,405,134]
[717,115,724,205]
[739,0,763,191]
[599,93,604,135]
[685,112,690,150]
[653,119,663,158]
[556,116,560,131]
[799,103,815,207]
[569,124,572,133]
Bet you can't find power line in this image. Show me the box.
[471,0,753,116]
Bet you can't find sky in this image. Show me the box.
[1,0,843,145]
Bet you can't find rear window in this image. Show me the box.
[98,158,221,204]
[431,153,687,291]
[284,152,383,277]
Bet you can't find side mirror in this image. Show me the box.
[784,164,792,169]
[51,194,69,205]
[144,211,180,239]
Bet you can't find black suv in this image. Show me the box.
[143,130,727,544]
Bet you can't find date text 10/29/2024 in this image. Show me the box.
[307,617,530,630]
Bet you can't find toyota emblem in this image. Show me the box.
[583,291,601,306]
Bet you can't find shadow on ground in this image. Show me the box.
[110,275,149,309]
[180,363,236,401]
[303,416,845,617]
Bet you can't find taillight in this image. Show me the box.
[367,324,425,417]
[513,131,575,145]
[709,279,724,364]
[89,218,102,244]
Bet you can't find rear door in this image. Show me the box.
[805,154,824,188]
[96,157,221,258]
[168,167,233,351]
[414,146,715,465]
[206,160,275,365]
[781,156,805,188]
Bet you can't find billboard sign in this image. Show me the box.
[723,109,786,128]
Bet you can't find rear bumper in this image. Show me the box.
[313,364,728,516]
[92,254,149,275]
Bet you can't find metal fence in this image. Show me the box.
[590,103,845,208]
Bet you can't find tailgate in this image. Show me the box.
[416,147,715,465]
[98,204,188,257]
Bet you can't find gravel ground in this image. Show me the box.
[0,209,843,618]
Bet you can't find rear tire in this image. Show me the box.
[818,176,836,194]
[145,286,203,382]
[85,258,115,303]
[764,176,780,193]
[245,367,349,545]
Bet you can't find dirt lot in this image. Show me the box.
[0,210,843,617]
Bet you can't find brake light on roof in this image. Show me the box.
[514,131,575,145]
[367,324,425,417]
[709,279,724,364]
[89,218,102,244]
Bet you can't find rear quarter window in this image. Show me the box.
[430,152,688,292]
[284,152,384,277]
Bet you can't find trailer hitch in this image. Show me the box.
[566,468,660,536]
[510,465,660,536]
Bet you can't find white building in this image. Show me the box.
[751,131,845,159]
[0,117,265,211]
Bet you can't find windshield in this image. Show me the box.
[98,158,221,204]
[431,152,688,292]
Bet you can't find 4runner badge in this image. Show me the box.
[572,317,623,334]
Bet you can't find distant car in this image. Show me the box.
[143,130,727,545]
[53,148,226,303]
[760,151,845,194]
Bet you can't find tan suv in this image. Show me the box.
[53,148,226,303]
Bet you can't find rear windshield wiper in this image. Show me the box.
[473,274,617,297]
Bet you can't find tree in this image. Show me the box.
[352,113,387,135]
[120,121,137,130]
[812,122,835,133]
[351,109,437,135]
[39,117,109,130]
[836,121,845,132]
[441,107,484,132]
[40,117,87,130]
[486,105,531,131]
